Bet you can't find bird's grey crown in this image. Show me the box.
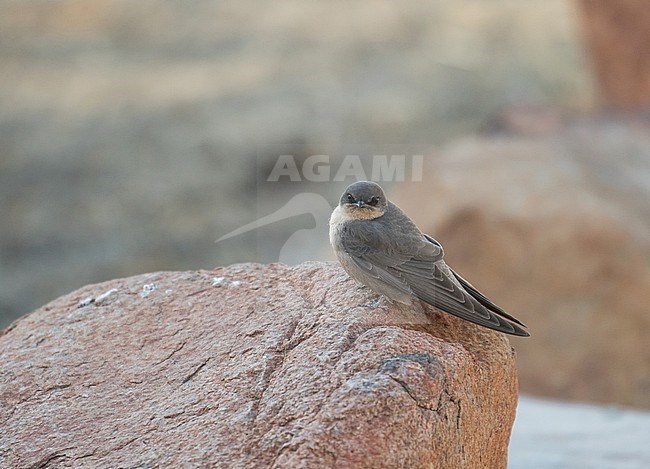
[339,181,387,208]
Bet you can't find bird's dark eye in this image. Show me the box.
[369,196,380,206]
[346,193,354,202]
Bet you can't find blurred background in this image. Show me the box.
[1,0,649,425]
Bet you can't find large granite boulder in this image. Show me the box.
[0,262,518,468]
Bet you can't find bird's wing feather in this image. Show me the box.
[450,269,528,328]
[349,255,413,295]
[403,261,528,336]
[342,230,529,336]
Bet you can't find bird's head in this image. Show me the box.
[338,181,388,220]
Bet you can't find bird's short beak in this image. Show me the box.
[354,201,366,208]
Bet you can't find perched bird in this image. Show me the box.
[329,181,529,336]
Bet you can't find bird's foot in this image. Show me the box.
[361,295,387,309]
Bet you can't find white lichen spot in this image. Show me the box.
[77,296,94,308]
[230,280,241,287]
[164,289,173,295]
[141,283,158,298]
[212,276,225,286]
[95,288,118,306]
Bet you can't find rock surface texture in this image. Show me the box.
[0,262,518,468]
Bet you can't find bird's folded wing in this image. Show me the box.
[450,269,528,327]
[350,255,412,295]
[344,229,438,296]
[402,261,528,335]
[344,233,529,336]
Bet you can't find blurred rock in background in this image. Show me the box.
[0,0,589,329]
[577,0,650,110]
[2,0,649,414]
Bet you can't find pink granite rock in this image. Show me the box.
[0,262,518,468]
